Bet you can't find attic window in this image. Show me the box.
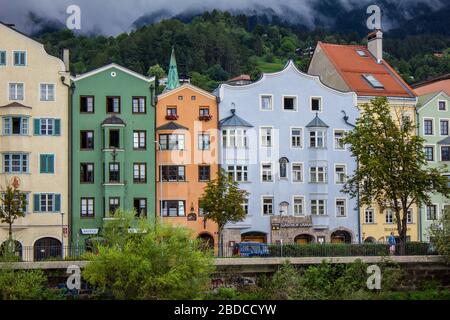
[356,50,367,57]
[362,74,384,89]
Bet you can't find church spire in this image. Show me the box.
[166,46,180,90]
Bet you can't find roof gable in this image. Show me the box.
[158,83,217,100]
[72,63,154,83]
[156,121,189,131]
[219,110,253,128]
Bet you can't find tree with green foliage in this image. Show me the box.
[82,210,214,299]
[428,206,450,263]
[0,177,27,250]
[342,97,450,254]
[199,170,249,255]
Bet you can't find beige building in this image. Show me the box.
[0,22,70,261]
[308,30,419,242]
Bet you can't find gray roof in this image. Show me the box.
[219,109,253,128]
[101,115,126,126]
[306,114,329,128]
[438,136,450,145]
[156,121,188,131]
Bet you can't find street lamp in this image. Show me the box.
[61,212,65,258]
[154,141,163,225]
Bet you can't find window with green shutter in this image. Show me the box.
[34,119,40,135]
[33,194,40,212]
[33,193,60,212]
[34,119,60,136]
[40,154,55,173]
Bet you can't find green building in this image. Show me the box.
[417,90,450,241]
[71,64,156,247]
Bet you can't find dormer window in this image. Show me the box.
[362,74,384,89]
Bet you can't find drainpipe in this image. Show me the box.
[341,110,361,243]
[415,106,422,241]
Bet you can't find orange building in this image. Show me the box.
[155,51,219,248]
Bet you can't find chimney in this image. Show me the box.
[367,29,383,63]
[63,48,70,72]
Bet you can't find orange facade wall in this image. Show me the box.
[156,85,219,247]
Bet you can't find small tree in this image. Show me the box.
[428,207,450,263]
[342,97,449,254]
[199,170,249,255]
[0,177,27,251]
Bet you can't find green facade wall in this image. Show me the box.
[71,65,155,246]
[417,91,450,241]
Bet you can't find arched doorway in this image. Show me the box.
[364,237,376,243]
[241,231,267,243]
[33,237,61,261]
[294,234,314,244]
[330,230,352,244]
[197,233,214,250]
[0,240,22,261]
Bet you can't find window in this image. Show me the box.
[227,165,248,182]
[311,97,322,112]
[13,51,26,66]
[335,165,346,184]
[292,163,303,182]
[260,127,272,147]
[291,128,302,148]
[109,197,120,214]
[364,208,374,223]
[109,163,120,183]
[40,84,55,101]
[80,131,94,149]
[134,198,147,217]
[440,120,449,135]
[0,51,5,65]
[310,166,327,183]
[109,130,120,148]
[162,200,185,216]
[80,96,94,113]
[283,96,296,111]
[441,146,450,161]
[80,198,94,217]
[106,96,120,113]
[426,205,437,220]
[444,175,450,188]
[198,133,210,150]
[241,199,249,215]
[40,154,54,174]
[132,96,146,113]
[425,146,434,161]
[362,74,384,89]
[385,210,394,223]
[260,95,273,110]
[3,153,28,173]
[309,130,324,148]
[356,50,367,57]
[336,199,346,217]
[34,118,60,136]
[3,116,28,135]
[311,199,326,215]
[199,108,210,116]
[293,197,304,216]
[9,83,24,100]
[80,163,94,183]
[166,107,177,116]
[1,192,29,213]
[261,163,273,182]
[198,165,210,181]
[407,209,413,223]
[133,163,146,183]
[191,96,196,101]
[133,131,146,149]
[178,96,183,100]
[159,134,185,150]
[262,197,274,215]
[161,165,185,182]
[223,129,247,148]
[439,100,447,111]
[34,193,61,213]
[334,130,345,149]
[279,159,288,179]
[424,119,433,135]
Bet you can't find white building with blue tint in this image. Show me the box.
[216,60,360,246]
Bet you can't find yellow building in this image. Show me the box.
[0,22,70,260]
[308,30,419,242]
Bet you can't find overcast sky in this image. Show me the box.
[1,0,444,36]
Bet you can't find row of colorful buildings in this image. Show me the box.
[1,23,449,260]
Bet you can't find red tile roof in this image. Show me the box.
[318,42,416,98]
[228,74,251,82]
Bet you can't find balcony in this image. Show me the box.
[165,114,179,120]
[311,215,330,229]
[198,114,212,121]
